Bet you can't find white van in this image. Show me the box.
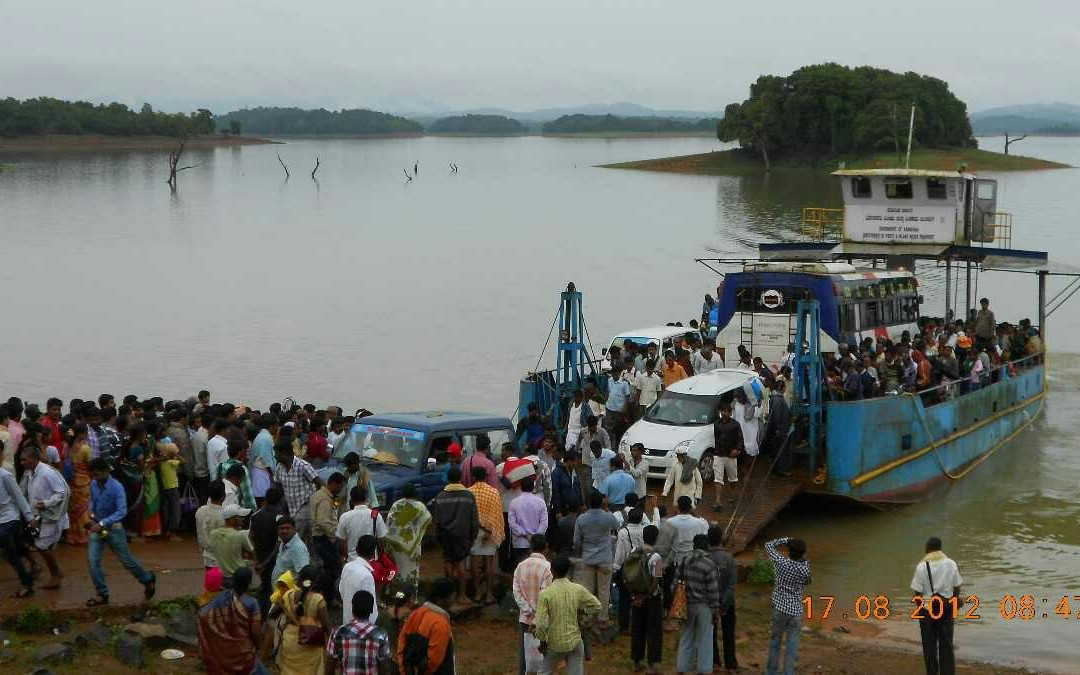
[618,369,764,481]
[603,325,699,371]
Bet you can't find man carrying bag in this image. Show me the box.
[910,536,963,675]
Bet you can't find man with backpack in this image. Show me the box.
[626,524,664,673]
[612,507,647,633]
[398,578,456,675]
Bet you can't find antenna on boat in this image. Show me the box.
[904,102,916,168]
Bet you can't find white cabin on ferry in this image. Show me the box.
[833,169,998,244]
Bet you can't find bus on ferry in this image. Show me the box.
[711,262,921,367]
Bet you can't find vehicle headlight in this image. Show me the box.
[674,440,693,455]
[618,438,630,454]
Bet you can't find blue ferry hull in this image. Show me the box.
[823,366,1045,504]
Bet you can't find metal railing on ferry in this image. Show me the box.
[901,351,1041,403]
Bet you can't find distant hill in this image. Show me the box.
[427,114,526,135]
[415,102,719,123]
[215,107,422,136]
[970,103,1080,135]
[541,114,716,134]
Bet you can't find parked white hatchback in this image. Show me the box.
[618,368,764,482]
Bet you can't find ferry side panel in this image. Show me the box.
[824,366,1045,503]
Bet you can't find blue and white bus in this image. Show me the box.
[712,262,921,367]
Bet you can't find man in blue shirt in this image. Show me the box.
[604,367,632,446]
[599,456,637,511]
[86,458,156,606]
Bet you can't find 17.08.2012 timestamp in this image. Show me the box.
[803,595,1080,621]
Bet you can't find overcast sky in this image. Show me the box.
[2,0,1076,115]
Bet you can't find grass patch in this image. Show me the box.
[11,605,54,633]
[603,146,1070,175]
[152,597,198,618]
[748,558,775,585]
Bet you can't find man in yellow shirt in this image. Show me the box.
[534,555,602,674]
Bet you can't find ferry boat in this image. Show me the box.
[520,168,1079,519]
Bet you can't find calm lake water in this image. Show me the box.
[2,134,1079,669]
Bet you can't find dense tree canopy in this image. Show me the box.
[542,114,715,134]
[428,114,526,134]
[215,107,422,135]
[0,97,213,138]
[717,64,976,168]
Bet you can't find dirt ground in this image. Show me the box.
[0,538,1038,674]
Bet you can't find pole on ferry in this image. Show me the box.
[944,258,952,323]
[965,261,972,320]
[1038,270,1047,344]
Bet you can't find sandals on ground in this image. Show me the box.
[86,594,109,607]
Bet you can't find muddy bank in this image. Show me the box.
[0,133,276,154]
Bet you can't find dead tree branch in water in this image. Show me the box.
[311,157,320,179]
[166,135,203,190]
[1004,133,1028,155]
[403,168,413,182]
[277,153,290,179]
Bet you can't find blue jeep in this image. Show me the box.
[322,411,515,506]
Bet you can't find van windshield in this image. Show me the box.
[644,392,722,426]
[336,423,427,469]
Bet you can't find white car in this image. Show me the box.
[618,369,764,481]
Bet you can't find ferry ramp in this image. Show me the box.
[723,459,803,554]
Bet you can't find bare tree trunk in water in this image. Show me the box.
[311,157,320,179]
[166,135,202,191]
[759,142,771,172]
[1004,133,1027,155]
[277,153,290,179]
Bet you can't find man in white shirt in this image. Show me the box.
[336,484,387,562]
[733,392,762,457]
[195,480,226,568]
[633,360,663,420]
[206,420,230,480]
[339,535,378,624]
[621,443,650,499]
[910,537,963,675]
[666,495,709,567]
[565,390,586,450]
[691,341,724,374]
[587,442,616,490]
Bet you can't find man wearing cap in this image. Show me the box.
[210,503,255,582]
[443,441,464,483]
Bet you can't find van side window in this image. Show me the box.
[885,180,913,199]
[926,179,947,199]
[851,177,872,198]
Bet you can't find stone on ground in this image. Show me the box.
[33,642,74,664]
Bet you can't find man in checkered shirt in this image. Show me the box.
[327,589,391,675]
[765,537,811,675]
[273,441,323,542]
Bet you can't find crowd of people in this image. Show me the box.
[821,299,1043,405]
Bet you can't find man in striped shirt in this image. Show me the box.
[512,534,552,675]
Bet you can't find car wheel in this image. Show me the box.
[697,449,715,483]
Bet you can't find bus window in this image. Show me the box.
[865,301,881,327]
[840,304,856,332]
[882,299,896,325]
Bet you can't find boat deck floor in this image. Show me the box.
[721,459,804,554]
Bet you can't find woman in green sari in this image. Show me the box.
[383,483,432,589]
[138,423,165,538]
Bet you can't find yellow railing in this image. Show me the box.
[990,211,1012,249]
[800,206,844,241]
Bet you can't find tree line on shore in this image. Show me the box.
[716,64,976,169]
[0,97,215,138]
